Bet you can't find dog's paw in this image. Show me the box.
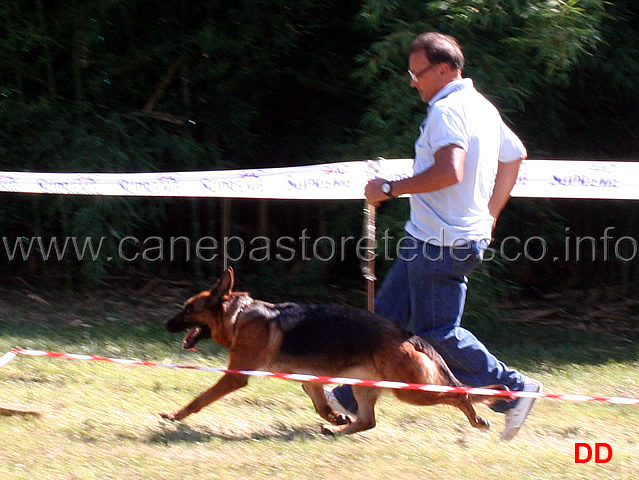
[475,416,491,430]
[159,411,179,421]
[320,424,338,436]
[328,411,351,426]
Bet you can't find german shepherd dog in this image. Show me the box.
[161,267,502,435]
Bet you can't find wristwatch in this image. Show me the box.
[381,181,394,198]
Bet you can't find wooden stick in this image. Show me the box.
[142,57,183,114]
[0,405,43,418]
[361,201,377,313]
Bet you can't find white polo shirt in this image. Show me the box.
[405,78,526,246]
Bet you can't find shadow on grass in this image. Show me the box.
[147,421,324,444]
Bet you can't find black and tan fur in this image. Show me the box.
[161,267,502,435]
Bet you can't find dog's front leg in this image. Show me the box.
[160,373,248,421]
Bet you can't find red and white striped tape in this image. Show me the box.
[2,348,639,405]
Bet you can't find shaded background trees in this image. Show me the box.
[1,0,638,299]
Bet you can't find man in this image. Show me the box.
[329,32,541,441]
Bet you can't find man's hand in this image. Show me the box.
[364,178,392,207]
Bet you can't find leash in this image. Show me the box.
[361,201,376,313]
[361,160,381,313]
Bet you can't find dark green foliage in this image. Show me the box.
[0,0,637,300]
[354,0,608,155]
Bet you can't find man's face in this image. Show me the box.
[408,50,442,103]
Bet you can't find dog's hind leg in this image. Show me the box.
[394,387,492,430]
[301,383,350,426]
[321,386,380,435]
[447,393,492,429]
[383,343,493,430]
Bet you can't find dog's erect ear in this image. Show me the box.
[209,267,235,294]
[207,267,235,308]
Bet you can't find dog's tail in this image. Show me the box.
[467,384,510,407]
[407,335,509,406]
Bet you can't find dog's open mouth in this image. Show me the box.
[182,325,210,350]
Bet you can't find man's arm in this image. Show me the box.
[365,145,465,206]
[488,158,523,230]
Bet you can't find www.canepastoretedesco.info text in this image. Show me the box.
[2,228,637,264]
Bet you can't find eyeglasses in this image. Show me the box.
[408,63,438,82]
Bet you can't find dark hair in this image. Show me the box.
[409,33,464,71]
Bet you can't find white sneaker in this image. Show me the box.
[501,378,542,441]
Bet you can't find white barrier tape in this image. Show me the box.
[0,162,371,200]
[512,160,639,200]
[1,159,638,200]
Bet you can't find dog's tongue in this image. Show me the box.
[182,327,202,350]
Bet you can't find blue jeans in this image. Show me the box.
[334,237,524,413]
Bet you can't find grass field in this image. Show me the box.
[1,283,638,480]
